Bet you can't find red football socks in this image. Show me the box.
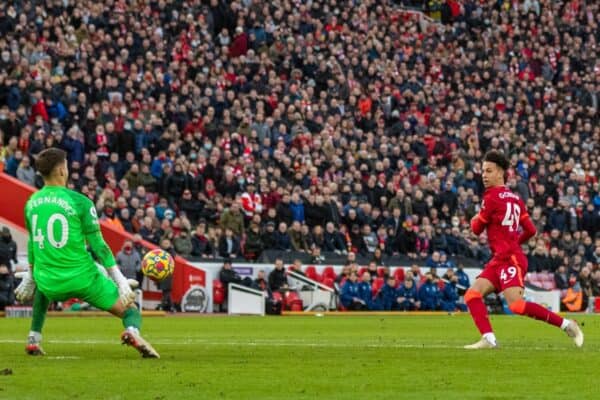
[522,301,564,328]
[465,289,493,335]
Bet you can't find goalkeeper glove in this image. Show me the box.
[14,270,36,303]
[107,266,136,307]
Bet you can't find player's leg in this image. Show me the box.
[26,289,51,356]
[83,272,160,358]
[503,286,583,347]
[464,276,497,349]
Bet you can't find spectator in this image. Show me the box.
[115,240,142,284]
[289,221,309,252]
[16,156,35,186]
[219,260,250,288]
[218,228,241,259]
[323,223,346,254]
[0,264,14,310]
[173,229,193,258]
[244,221,264,261]
[268,258,288,292]
[0,227,17,266]
[554,266,570,291]
[253,270,268,292]
[377,276,400,311]
[418,272,441,311]
[340,272,367,311]
[274,222,292,251]
[441,275,467,312]
[158,238,175,312]
[396,278,420,311]
[357,272,376,310]
[219,202,244,238]
[191,222,214,258]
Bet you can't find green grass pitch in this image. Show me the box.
[0,314,597,400]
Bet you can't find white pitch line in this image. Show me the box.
[0,339,585,351]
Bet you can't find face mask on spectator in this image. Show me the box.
[204,143,212,150]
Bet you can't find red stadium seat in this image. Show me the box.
[213,280,225,305]
[372,277,384,296]
[357,267,368,277]
[272,291,283,303]
[284,291,303,311]
[377,267,386,278]
[437,280,445,290]
[322,266,336,281]
[393,268,405,282]
[322,277,335,289]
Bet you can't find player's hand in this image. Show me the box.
[117,282,136,307]
[14,271,36,303]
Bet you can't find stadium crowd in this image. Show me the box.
[1,0,600,310]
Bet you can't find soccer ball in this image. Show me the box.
[141,249,175,281]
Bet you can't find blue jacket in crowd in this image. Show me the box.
[377,283,399,311]
[396,283,419,311]
[441,281,467,312]
[341,280,361,308]
[357,281,376,310]
[418,280,441,310]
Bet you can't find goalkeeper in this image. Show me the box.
[15,148,159,358]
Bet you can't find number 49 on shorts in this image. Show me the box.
[500,266,518,284]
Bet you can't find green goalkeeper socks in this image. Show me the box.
[31,290,50,333]
[122,307,142,331]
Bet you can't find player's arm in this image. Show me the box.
[518,209,536,244]
[15,209,37,302]
[471,198,492,235]
[81,200,135,306]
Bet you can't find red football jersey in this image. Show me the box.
[474,186,530,258]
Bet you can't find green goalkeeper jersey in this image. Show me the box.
[25,185,116,288]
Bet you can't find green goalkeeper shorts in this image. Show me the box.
[37,269,120,311]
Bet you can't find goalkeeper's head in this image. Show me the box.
[35,148,69,187]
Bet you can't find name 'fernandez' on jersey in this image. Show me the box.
[24,185,115,284]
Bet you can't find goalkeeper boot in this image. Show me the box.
[121,328,160,358]
[25,334,45,356]
[464,336,498,350]
[565,320,584,348]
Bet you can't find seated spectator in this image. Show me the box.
[253,270,268,292]
[426,251,443,270]
[376,276,400,311]
[562,277,583,312]
[396,278,420,311]
[336,265,351,285]
[340,272,367,311]
[219,202,245,237]
[289,221,309,252]
[357,272,377,310]
[274,222,292,251]
[16,156,35,187]
[268,258,288,292]
[219,260,252,288]
[289,259,305,276]
[418,272,441,311]
[218,228,241,259]
[0,227,17,267]
[441,275,467,312]
[554,265,570,291]
[244,221,264,261]
[0,264,15,310]
[173,229,193,257]
[366,261,378,282]
[261,222,277,250]
[191,222,214,258]
[323,222,347,254]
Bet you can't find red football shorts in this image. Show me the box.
[478,253,528,293]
